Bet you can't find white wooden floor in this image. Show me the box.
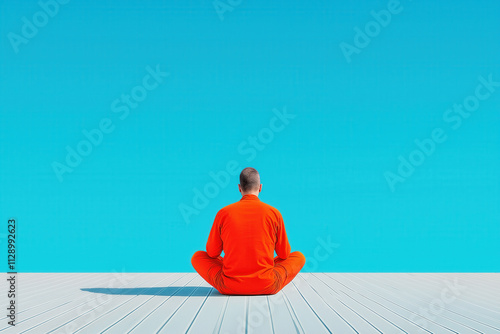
[1,273,499,333]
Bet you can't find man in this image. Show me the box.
[191,167,305,295]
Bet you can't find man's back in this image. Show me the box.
[191,167,305,295]
[206,195,290,286]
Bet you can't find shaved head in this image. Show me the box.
[239,167,260,192]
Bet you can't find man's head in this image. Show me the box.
[239,167,262,195]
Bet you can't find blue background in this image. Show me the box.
[1,0,499,272]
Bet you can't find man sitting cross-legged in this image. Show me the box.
[191,167,305,295]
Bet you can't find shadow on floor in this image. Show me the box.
[81,286,226,297]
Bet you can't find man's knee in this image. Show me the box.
[191,250,208,267]
[292,251,306,267]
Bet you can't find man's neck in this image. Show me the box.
[241,192,259,197]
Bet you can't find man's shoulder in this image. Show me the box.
[216,202,238,216]
[219,200,240,211]
[220,199,282,216]
[259,201,282,215]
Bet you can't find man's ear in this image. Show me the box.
[259,184,262,192]
[238,184,242,193]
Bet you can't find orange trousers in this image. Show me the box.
[191,251,305,295]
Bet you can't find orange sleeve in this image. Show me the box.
[206,210,223,258]
[275,211,291,259]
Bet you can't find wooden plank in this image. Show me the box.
[217,294,249,333]
[186,282,229,334]
[416,274,500,327]
[1,275,105,333]
[105,274,197,333]
[76,273,185,333]
[127,276,204,333]
[157,281,215,333]
[346,274,477,334]
[246,295,274,334]
[416,274,500,312]
[435,274,500,294]
[267,292,299,334]
[363,273,500,329]
[1,273,499,333]
[17,273,72,291]
[292,275,359,333]
[22,274,162,333]
[2,273,95,313]
[0,276,106,331]
[318,274,430,334]
[409,273,498,305]
[280,279,331,333]
[306,273,399,333]
[318,273,420,334]
[0,274,123,333]
[0,274,120,330]
[365,273,500,333]
[395,273,489,331]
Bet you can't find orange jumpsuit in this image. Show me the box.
[191,194,305,295]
